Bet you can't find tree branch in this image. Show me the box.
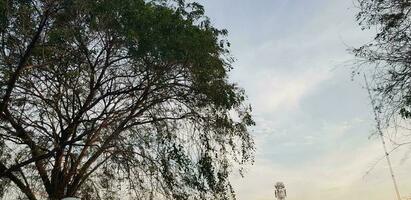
[0,8,50,112]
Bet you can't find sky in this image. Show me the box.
[196,0,411,200]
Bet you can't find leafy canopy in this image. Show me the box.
[0,0,254,199]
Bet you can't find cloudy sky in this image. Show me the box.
[197,0,411,200]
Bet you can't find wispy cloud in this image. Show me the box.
[198,0,411,199]
[252,68,331,113]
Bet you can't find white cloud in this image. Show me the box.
[252,68,331,113]
[197,0,411,199]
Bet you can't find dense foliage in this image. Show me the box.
[0,0,254,199]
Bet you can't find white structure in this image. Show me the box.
[274,182,287,200]
[61,198,80,200]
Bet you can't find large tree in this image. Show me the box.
[0,0,254,199]
[354,0,411,122]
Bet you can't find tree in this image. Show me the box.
[354,0,411,121]
[354,0,411,189]
[0,0,254,199]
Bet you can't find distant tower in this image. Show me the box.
[274,182,287,200]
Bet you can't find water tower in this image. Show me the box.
[274,182,287,200]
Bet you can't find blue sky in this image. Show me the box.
[197,0,411,200]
